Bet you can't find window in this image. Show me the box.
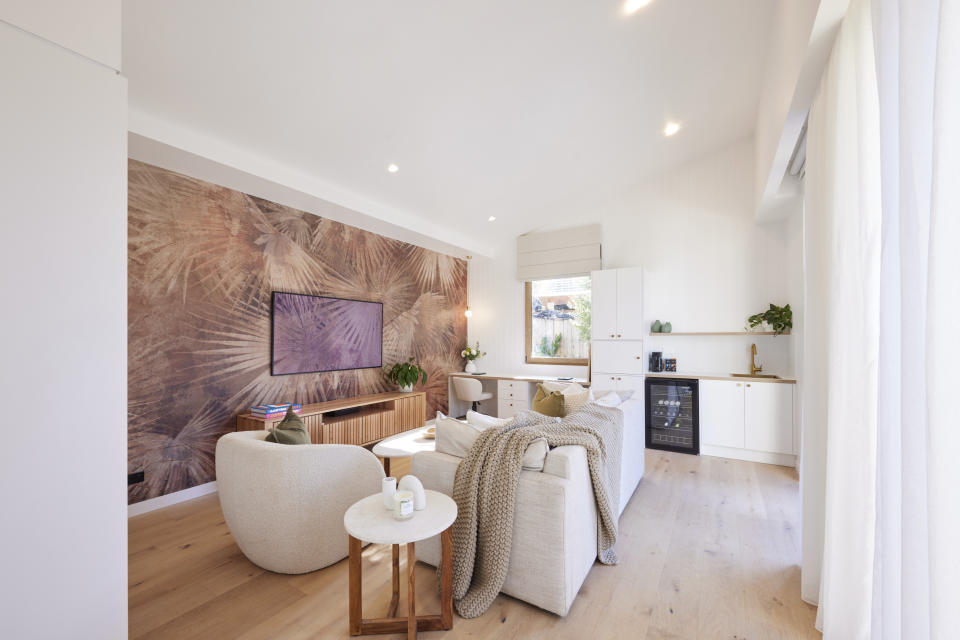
[524,276,591,365]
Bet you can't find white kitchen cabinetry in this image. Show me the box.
[590,267,643,340]
[593,373,645,396]
[699,380,745,449]
[591,341,645,374]
[590,269,618,340]
[699,380,795,465]
[744,382,794,455]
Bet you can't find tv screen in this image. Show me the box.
[271,291,383,376]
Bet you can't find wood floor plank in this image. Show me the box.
[129,450,820,639]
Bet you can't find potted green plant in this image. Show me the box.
[746,303,793,335]
[461,342,487,373]
[382,357,427,392]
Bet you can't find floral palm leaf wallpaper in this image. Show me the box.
[128,160,466,504]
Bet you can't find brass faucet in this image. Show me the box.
[750,343,763,376]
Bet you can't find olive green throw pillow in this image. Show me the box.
[264,407,311,445]
[532,384,564,418]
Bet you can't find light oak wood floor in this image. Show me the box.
[129,451,819,639]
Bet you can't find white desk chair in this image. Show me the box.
[452,376,493,413]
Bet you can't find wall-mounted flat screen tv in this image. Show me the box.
[271,291,383,376]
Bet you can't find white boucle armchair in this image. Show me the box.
[215,430,385,574]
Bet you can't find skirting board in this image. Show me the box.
[700,445,797,468]
[128,481,218,518]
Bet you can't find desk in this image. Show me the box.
[447,372,590,419]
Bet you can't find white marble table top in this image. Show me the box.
[371,425,436,459]
[343,490,457,545]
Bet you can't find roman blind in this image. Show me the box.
[516,224,602,280]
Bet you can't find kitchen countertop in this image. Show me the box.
[644,371,797,384]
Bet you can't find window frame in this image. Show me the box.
[523,280,590,366]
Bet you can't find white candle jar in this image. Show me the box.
[381,477,397,510]
[393,490,414,521]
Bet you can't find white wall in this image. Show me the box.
[0,16,128,640]
[469,138,802,380]
[0,0,121,69]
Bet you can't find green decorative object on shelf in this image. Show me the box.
[662,322,672,333]
[382,357,428,392]
[652,320,662,333]
[746,303,793,335]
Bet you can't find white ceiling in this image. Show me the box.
[123,0,777,253]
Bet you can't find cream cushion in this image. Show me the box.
[594,392,624,407]
[465,410,510,428]
[437,411,549,471]
[435,412,484,458]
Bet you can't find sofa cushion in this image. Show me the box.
[435,412,484,458]
[465,411,510,429]
[264,408,311,445]
[436,411,549,471]
[538,382,590,415]
[532,384,564,417]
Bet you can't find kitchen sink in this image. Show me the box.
[730,373,781,379]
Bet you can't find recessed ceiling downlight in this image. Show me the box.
[663,122,681,137]
[488,216,496,222]
[387,164,399,173]
[624,0,652,14]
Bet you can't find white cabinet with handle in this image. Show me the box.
[699,380,745,449]
[698,379,795,465]
[591,269,619,340]
[594,373,645,396]
[590,267,642,340]
[744,382,793,455]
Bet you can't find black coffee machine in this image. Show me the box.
[649,351,663,372]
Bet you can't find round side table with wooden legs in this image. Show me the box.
[343,490,457,640]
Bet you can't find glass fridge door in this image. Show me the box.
[645,379,699,454]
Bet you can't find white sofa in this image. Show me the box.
[216,430,385,574]
[411,398,645,616]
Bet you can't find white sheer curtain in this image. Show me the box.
[871,0,960,637]
[802,0,882,636]
[803,0,960,637]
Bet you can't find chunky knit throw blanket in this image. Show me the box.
[447,404,623,618]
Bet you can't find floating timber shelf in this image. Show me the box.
[648,331,791,336]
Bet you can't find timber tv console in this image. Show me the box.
[236,391,426,446]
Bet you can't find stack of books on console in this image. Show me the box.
[249,403,302,420]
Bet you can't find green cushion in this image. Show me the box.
[264,407,311,445]
[532,384,564,418]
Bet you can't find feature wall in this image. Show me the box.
[128,160,466,504]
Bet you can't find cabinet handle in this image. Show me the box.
[746,384,751,388]
[636,356,641,359]
[610,333,615,338]
[617,377,622,381]
[736,383,742,387]
[610,377,615,380]
[617,334,622,338]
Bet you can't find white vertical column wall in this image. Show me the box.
[0,9,127,639]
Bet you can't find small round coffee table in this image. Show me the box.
[343,490,457,639]
[372,426,436,477]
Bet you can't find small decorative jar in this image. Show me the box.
[393,491,415,521]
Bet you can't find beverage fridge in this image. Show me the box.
[645,377,699,454]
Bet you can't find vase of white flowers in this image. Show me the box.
[461,342,486,373]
